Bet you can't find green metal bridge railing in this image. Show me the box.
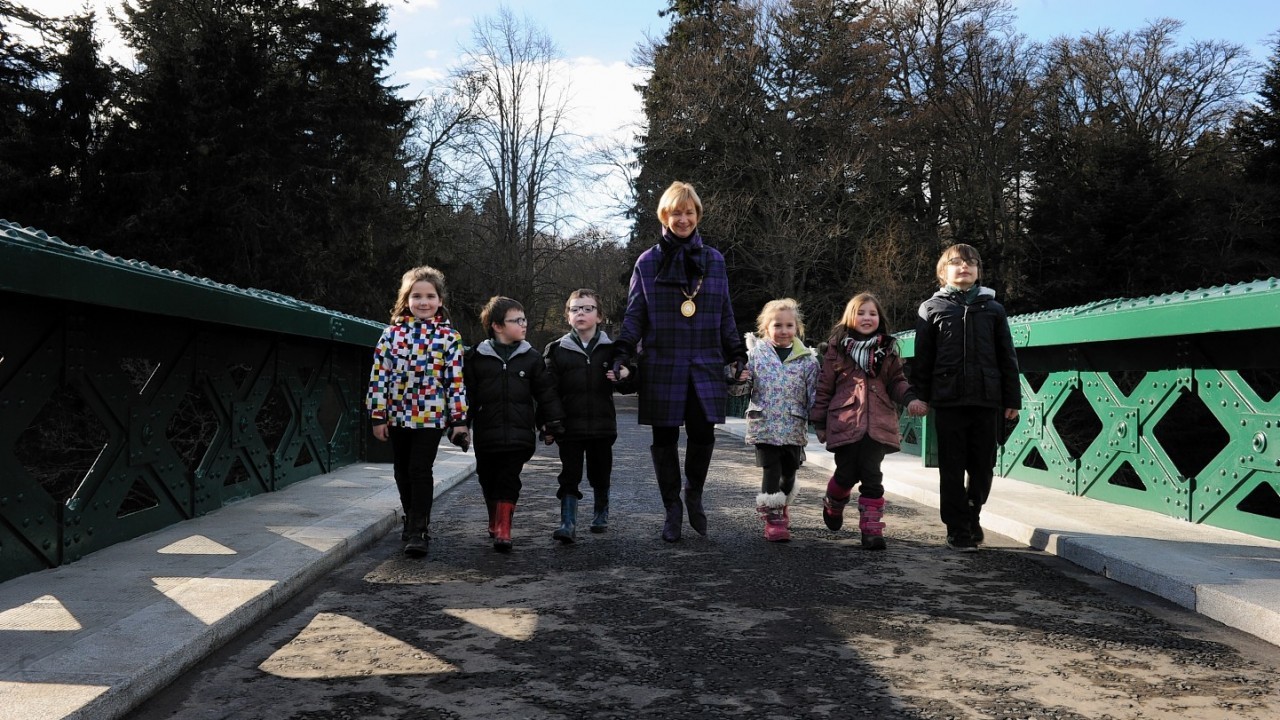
[895,280,1280,542]
[1,220,385,583]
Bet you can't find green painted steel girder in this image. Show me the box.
[899,277,1280,543]
[0,220,384,346]
[1,223,379,583]
[897,278,1280,356]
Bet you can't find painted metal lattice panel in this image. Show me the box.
[900,279,1280,542]
[0,222,382,582]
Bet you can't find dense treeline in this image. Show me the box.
[635,0,1280,334]
[4,0,1280,342]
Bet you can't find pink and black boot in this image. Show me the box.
[756,492,790,542]
[858,496,886,550]
[822,476,851,531]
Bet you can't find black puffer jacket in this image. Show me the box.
[464,340,564,452]
[543,331,636,442]
[911,286,1021,410]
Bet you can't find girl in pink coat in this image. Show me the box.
[809,293,927,549]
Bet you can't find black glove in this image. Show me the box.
[728,358,747,384]
[449,426,470,453]
[542,421,564,445]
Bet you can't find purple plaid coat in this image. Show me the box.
[618,235,745,427]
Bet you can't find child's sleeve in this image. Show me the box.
[532,355,565,428]
[444,332,468,426]
[910,306,936,403]
[542,341,559,375]
[805,355,820,414]
[995,310,1022,410]
[365,327,395,424]
[809,347,836,428]
[884,353,919,407]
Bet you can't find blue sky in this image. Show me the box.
[30,0,1280,233]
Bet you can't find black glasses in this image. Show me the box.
[945,257,979,267]
[568,305,597,314]
[504,317,528,327]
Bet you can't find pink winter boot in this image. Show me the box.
[822,476,851,531]
[756,492,790,542]
[858,496,886,550]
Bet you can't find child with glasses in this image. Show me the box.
[911,244,1021,552]
[542,289,636,542]
[464,296,565,552]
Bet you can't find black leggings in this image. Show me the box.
[388,426,444,517]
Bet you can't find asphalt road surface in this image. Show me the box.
[133,405,1280,720]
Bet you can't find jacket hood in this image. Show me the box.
[747,332,813,361]
[556,330,613,355]
[476,338,534,360]
[932,285,997,302]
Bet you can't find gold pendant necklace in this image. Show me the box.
[680,277,704,318]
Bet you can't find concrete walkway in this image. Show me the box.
[719,416,1280,649]
[4,417,1280,720]
[0,451,474,720]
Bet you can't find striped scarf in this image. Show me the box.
[842,335,885,377]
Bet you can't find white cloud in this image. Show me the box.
[404,65,448,83]
[560,56,646,143]
[381,0,440,15]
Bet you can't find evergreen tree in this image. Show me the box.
[0,2,55,226]
[103,0,415,317]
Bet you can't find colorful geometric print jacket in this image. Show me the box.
[729,335,819,447]
[366,314,468,429]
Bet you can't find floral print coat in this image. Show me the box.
[729,335,819,447]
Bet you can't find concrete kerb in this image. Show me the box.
[717,416,1280,648]
[0,447,475,720]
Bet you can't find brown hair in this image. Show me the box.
[391,265,448,322]
[936,243,982,286]
[756,298,804,339]
[828,292,888,346]
[565,288,605,322]
[480,296,524,339]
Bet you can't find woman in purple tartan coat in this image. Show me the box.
[614,181,747,542]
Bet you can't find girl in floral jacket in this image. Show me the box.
[366,265,469,559]
[730,299,819,541]
[810,292,927,550]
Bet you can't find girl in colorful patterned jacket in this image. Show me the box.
[809,292,928,550]
[729,298,820,542]
[366,265,470,559]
